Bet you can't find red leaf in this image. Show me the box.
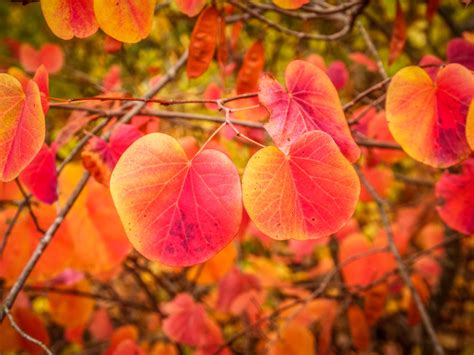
[349,52,378,72]
[110,133,242,266]
[176,0,206,17]
[216,268,260,313]
[187,6,219,79]
[20,43,64,74]
[447,37,474,70]
[32,65,50,115]
[203,83,222,110]
[435,158,474,234]
[163,294,224,349]
[327,60,349,90]
[426,0,440,21]
[388,0,407,65]
[104,35,123,54]
[82,124,143,186]
[19,144,58,204]
[259,60,360,161]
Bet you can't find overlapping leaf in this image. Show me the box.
[259,60,360,161]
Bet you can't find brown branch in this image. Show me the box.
[14,179,44,233]
[228,0,354,41]
[24,286,155,312]
[356,165,445,355]
[344,78,391,112]
[357,22,389,80]
[3,306,53,355]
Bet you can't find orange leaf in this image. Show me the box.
[388,0,407,65]
[236,41,265,94]
[242,131,360,240]
[94,0,156,43]
[348,304,370,352]
[41,0,98,40]
[187,6,219,79]
[48,280,95,328]
[272,0,309,10]
[269,321,315,355]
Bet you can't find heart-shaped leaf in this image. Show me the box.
[110,133,242,266]
[242,130,360,240]
[0,74,45,181]
[41,0,98,40]
[386,64,474,167]
[94,0,156,43]
[259,60,360,162]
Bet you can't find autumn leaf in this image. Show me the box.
[110,133,242,266]
[81,123,144,186]
[272,0,309,10]
[19,43,64,74]
[19,144,58,204]
[236,41,265,94]
[94,0,156,43]
[175,0,206,17]
[435,158,474,234]
[388,0,407,65]
[187,6,219,79]
[259,60,360,161]
[386,64,474,167]
[0,74,45,182]
[242,131,360,240]
[40,0,98,40]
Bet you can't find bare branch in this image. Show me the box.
[4,306,53,355]
[356,165,445,355]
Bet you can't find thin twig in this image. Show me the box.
[4,306,53,355]
[357,22,388,79]
[356,165,445,355]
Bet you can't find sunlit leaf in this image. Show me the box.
[259,60,360,161]
[41,0,98,40]
[386,64,474,167]
[242,131,360,240]
[110,133,242,266]
[94,0,156,43]
[0,74,45,181]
